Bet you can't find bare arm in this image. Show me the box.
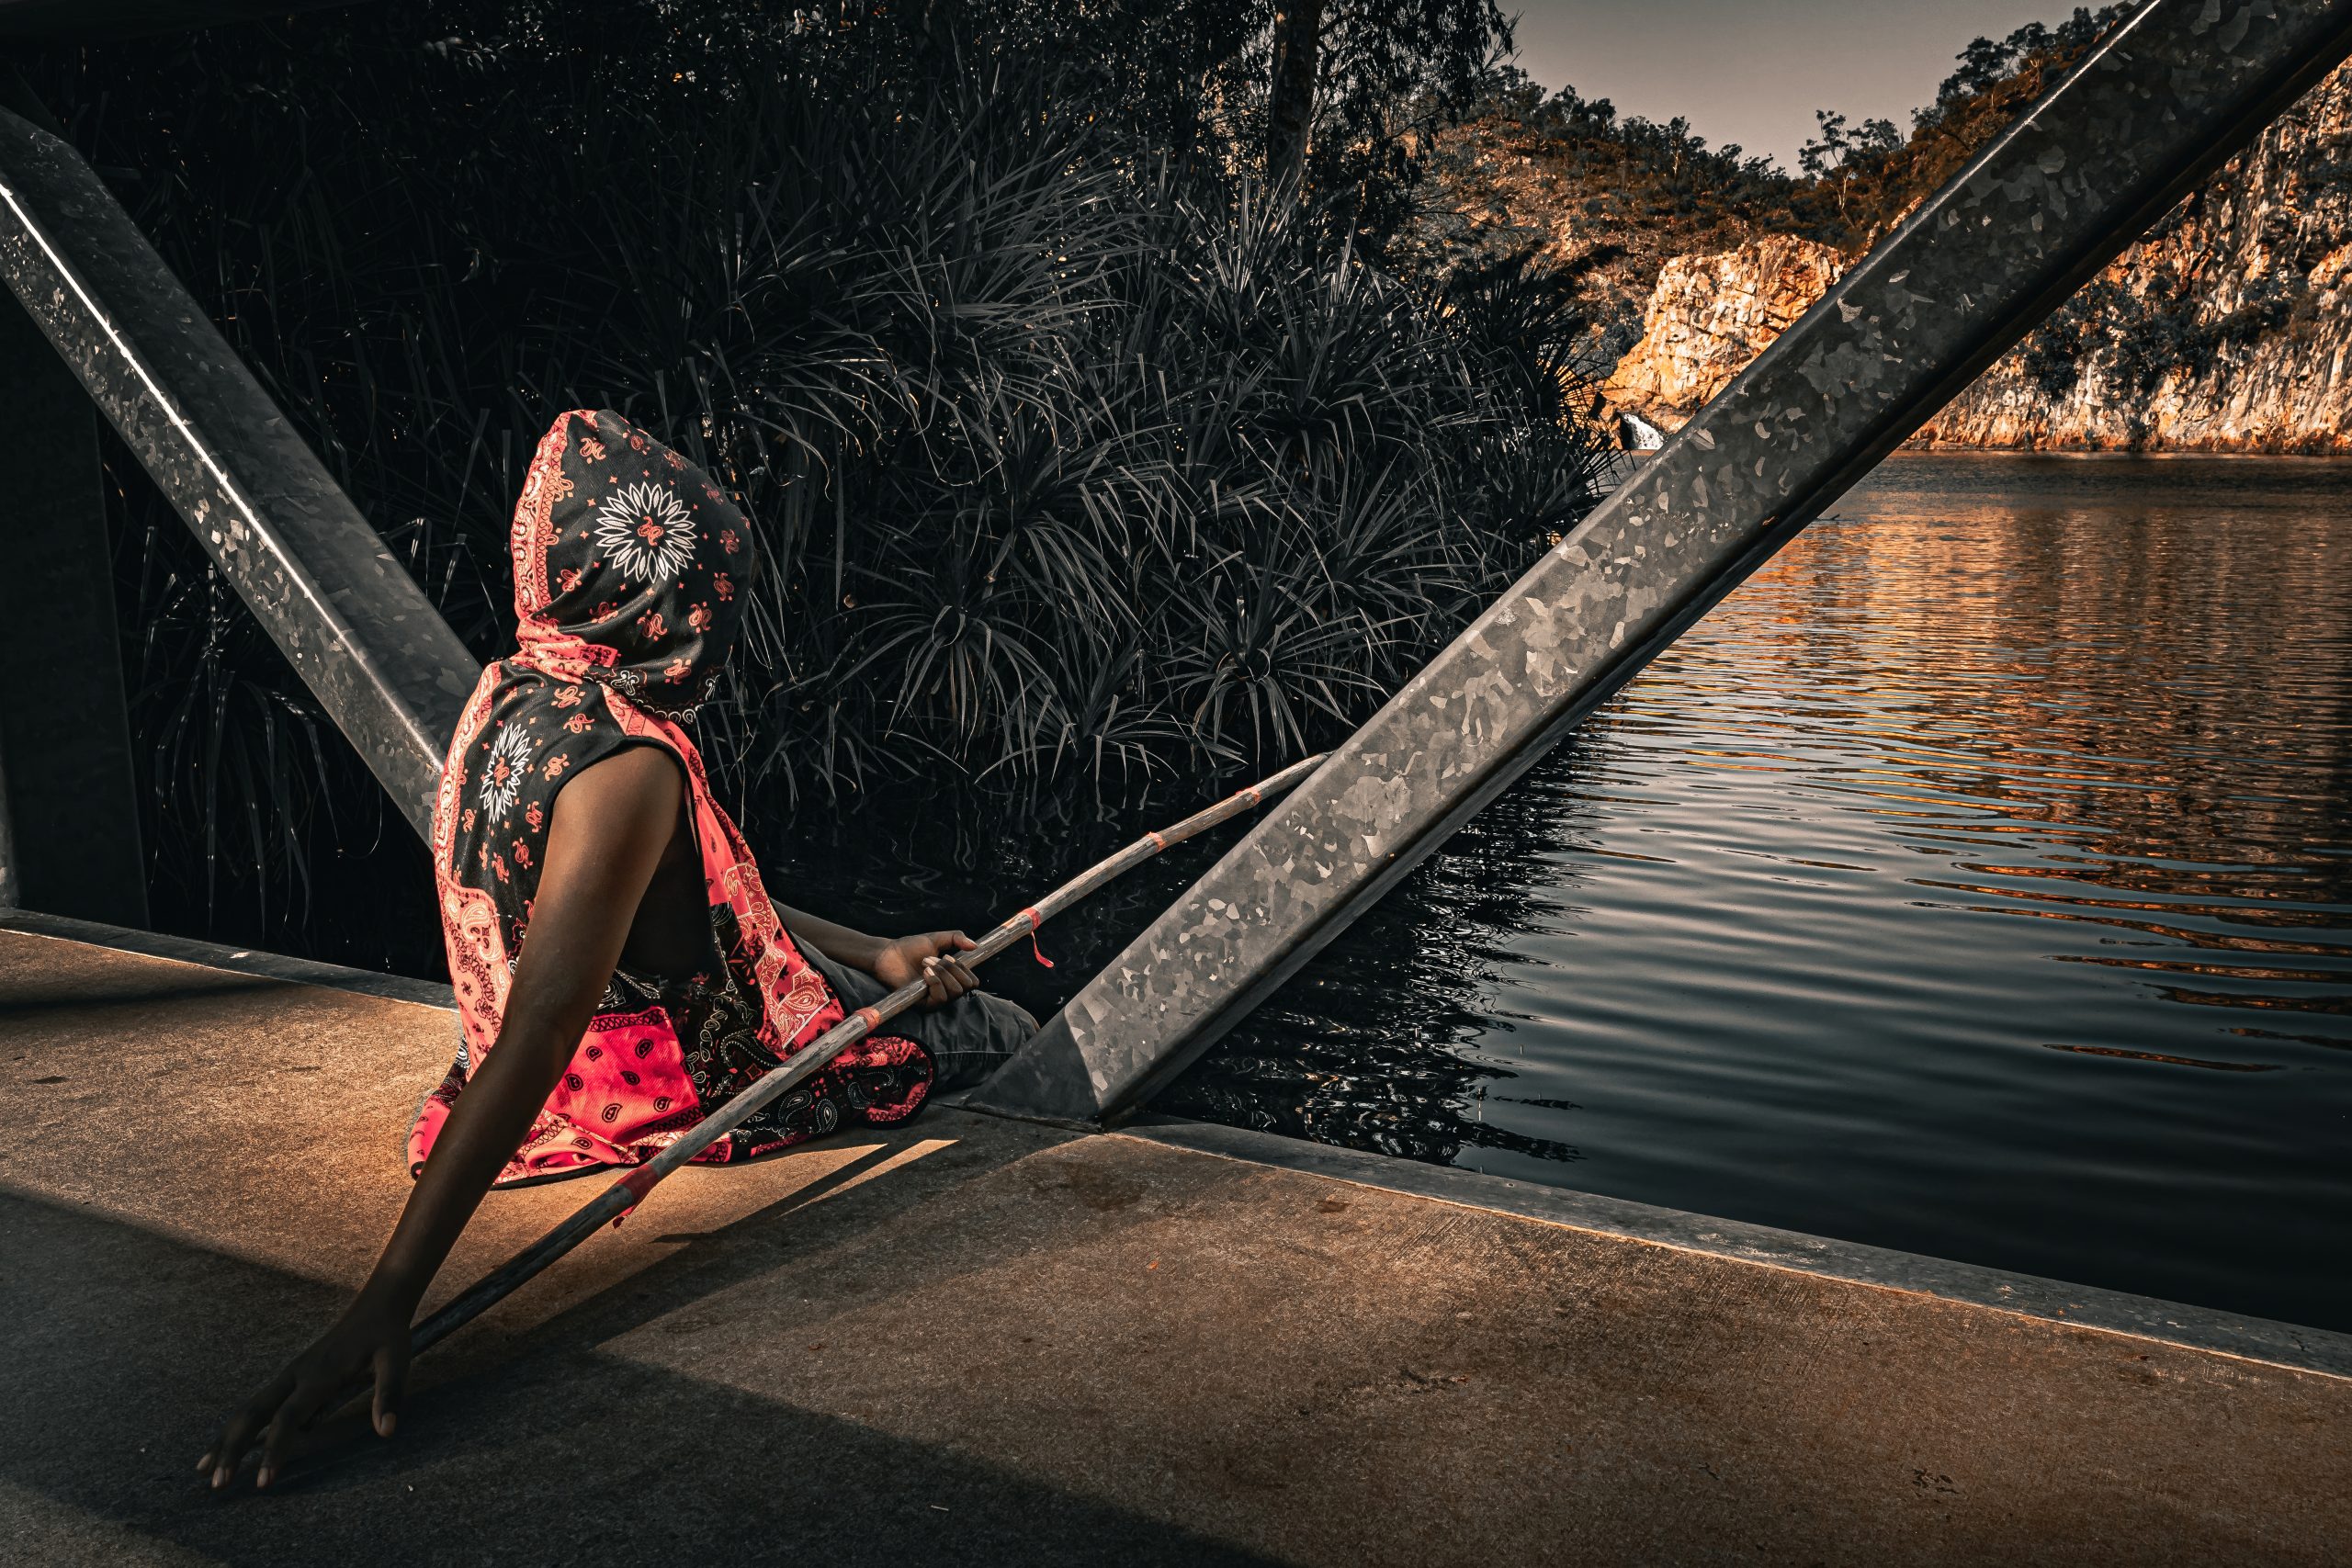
[767,902,891,970]
[772,901,978,1007]
[198,747,683,1490]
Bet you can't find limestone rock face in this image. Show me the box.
[1600,236,1847,434]
[1601,62,2352,453]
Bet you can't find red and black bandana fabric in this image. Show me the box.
[409,409,932,1186]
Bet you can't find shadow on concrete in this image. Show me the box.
[0,973,291,1024]
[1,1183,1278,1565]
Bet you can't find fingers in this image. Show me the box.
[371,1342,409,1440]
[206,1371,293,1489]
[918,952,978,1007]
[256,1376,334,1489]
[940,933,979,998]
[926,935,977,986]
[209,1403,274,1489]
[920,930,975,959]
[939,953,977,998]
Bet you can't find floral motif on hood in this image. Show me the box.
[508,407,759,707]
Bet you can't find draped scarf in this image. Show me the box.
[407,409,930,1185]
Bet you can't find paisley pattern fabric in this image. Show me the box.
[408,409,931,1186]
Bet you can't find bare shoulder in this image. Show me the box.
[552,745,684,829]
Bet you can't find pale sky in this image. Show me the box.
[1506,1,2081,171]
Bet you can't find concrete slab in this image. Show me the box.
[4,924,2347,1566]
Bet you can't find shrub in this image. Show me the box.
[28,3,1611,965]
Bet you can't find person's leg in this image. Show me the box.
[800,944,1037,1090]
[919,987,1039,1090]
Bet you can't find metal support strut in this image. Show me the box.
[0,106,481,839]
[973,0,2352,1126]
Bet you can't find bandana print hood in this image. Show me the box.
[411,410,931,1185]
[511,407,756,709]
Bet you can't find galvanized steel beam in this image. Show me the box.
[972,0,2352,1126]
[0,106,479,839]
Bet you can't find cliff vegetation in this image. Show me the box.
[1419,7,2352,451]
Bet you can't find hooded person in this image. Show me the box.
[410,407,1028,1184]
[199,413,1038,1490]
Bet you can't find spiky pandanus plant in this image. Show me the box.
[35,4,1612,971]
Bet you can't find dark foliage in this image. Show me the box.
[1797,6,2135,247]
[1409,5,2141,362]
[1400,66,1807,363]
[2023,266,2316,412]
[26,0,1609,967]
[1491,73,1800,231]
[1265,0,1517,246]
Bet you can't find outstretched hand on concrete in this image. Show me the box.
[198,1291,410,1490]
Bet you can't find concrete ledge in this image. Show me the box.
[20,911,2343,1384]
[0,906,451,1010]
[1123,1115,2352,1383]
[10,923,2351,1564]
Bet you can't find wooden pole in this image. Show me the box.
[402,752,1328,1359]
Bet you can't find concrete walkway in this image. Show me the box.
[5,922,2347,1566]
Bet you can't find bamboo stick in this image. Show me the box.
[404,750,1328,1359]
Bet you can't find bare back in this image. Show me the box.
[609,759,718,980]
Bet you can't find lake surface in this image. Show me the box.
[1162,455,2352,1332]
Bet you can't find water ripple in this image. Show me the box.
[1166,455,2352,1331]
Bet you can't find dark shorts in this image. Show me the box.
[799,944,1036,1091]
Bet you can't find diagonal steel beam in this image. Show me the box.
[973,0,2352,1126]
[0,106,480,839]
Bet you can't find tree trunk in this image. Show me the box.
[1266,0,1325,197]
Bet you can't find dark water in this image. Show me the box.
[775,455,2351,1330]
[1164,455,2352,1332]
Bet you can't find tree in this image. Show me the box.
[1799,108,1899,228]
[1267,0,1326,192]
[751,0,1513,237]
[1250,0,1511,222]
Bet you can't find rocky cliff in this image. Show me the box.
[1598,236,1846,437]
[1597,62,2352,453]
